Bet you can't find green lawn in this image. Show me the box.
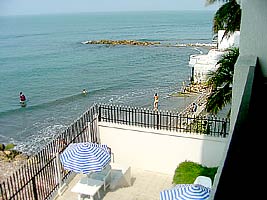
[173,160,218,185]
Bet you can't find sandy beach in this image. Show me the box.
[0,159,27,182]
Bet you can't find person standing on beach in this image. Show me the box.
[154,93,159,111]
[192,102,197,112]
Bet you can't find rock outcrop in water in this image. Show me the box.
[82,39,161,46]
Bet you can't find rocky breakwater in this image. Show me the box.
[82,39,161,46]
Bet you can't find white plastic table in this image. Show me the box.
[71,177,104,200]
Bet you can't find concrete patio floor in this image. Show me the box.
[54,168,173,200]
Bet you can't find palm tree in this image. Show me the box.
[203,0,241,117]
[205,47,239,116]
[206,0,241,39]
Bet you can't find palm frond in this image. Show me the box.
[205,47,239,115]
[213,0,241,39]
[206,83,232,114]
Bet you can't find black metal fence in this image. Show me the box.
[98,104,230,137]
[0,104,230,200]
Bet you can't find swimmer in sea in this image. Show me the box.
[19,92,27,107]
[82,89,88,95]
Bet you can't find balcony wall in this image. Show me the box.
[210,1,267,199]
[99,122,228,175]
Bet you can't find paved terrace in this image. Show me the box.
[54,168,173,200]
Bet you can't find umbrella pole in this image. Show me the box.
[56,153,62,188]
[87,172,92,184]
[93,114,101,143]
[56,152,68,196]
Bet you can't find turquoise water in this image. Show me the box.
[0,11,215,153]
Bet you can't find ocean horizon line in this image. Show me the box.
[0,9,217,17]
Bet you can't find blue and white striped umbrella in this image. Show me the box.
[160,184,211,200]
[60,142,111,174]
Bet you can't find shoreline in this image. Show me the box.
[170,82,211,116]
[0,84,210,182]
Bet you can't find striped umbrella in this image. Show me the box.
[160,184,211,200]
[60,142,111,174]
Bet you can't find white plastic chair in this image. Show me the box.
[193,176,212,189]
[89,164,112,191]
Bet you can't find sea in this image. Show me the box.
[0,10,216,154]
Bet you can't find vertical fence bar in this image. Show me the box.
[169,112,172,131]
[98,106,101,122]
[8,174,14,200]
[125,106,128,125]
[119,106,122,124]
[144,109,146,128]
[32,177,38,200]
[147,109,150,128]
[112,105,115,123]
[1,182,8,200]
[117,105,120,123]
[131,107,134,126]
[156,111,159,130]
[140,108,142,126]
[107,104,110,123]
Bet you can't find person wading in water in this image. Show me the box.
[19,92,26,107]
[154,93,159,111]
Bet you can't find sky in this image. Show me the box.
[0,0,222,16]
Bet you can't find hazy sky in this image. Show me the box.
[0,0,221,16]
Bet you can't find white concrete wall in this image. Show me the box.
[99,122,228,175]
[239,0,267,77]
[218,30,240,50]
[193,63,217,83]
[191,49,225,83]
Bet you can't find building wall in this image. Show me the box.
[210,1,267,199]
[98,122,227,175]
[218,30,240,50]
[239,0,267,77]
[191,49,224,84]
